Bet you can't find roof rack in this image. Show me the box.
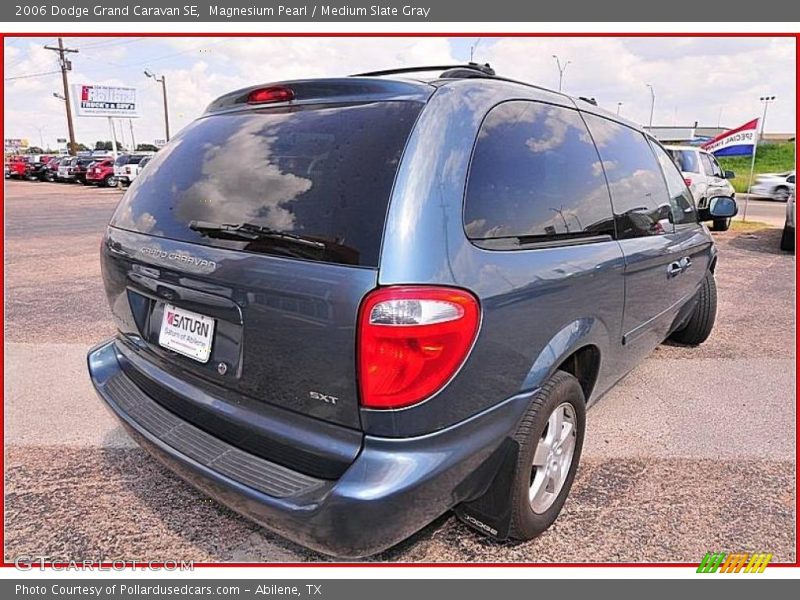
[351,63,496,78]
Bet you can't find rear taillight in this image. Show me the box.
[358,286,480,409]
[683,177,693,187]
[247,86,294,104]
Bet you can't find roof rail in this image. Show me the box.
[351,62,496,78]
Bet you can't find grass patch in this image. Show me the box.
[729,219,771,232]
[717,142,795,193]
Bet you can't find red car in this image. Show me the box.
[85,157,117,186]
[5,155,31,179]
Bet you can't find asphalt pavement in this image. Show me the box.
[3,180,796,564]
[735,195,789,228]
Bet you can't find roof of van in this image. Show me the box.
[203,66,644,131]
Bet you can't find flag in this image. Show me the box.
[701,119,759,156]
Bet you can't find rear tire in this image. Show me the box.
[775,186,790,202]
[711,218,731,231]
[670,273,717,345]
[507,370,585,541]
[781,226,795,252]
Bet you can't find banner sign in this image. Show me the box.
[701,118,759,156]
[72,84,140,118]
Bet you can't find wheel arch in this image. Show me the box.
[521,318,606,403]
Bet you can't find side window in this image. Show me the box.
[464,101,616,247]
[700,152,722,178]
[583,114,673,238]
[709,154,725,178]
[650,141,698,226]
[787,174,795,184]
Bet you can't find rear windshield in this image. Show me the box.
[668,149,700,174]
[110,101,422,267]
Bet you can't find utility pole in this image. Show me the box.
[646,83,655,129]
[145,70,171,141]
[616,102,623,116]
[45,38,79,155]
[552,55,571,93]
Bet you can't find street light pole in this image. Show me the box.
[646,83,655,129]
[745,95,778,220]
[44,37,79,155]
[469,38,481,62]
[145,70,171,142]
[552,55,571,93]
[616,102,623,116]
[758,95,776,142]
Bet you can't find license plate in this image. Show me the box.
[158,304,215,363]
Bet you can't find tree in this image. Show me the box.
[74,143,90,152]
[136,143,159,152]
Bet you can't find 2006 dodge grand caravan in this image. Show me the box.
[88,63,737,557]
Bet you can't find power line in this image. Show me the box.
[4,70,61,81]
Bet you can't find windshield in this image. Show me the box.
[110,101,422,267]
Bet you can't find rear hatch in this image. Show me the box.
[103,84,427,432]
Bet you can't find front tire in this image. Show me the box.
[507,370,585,541]
[670,273,717,345]
[775,186,790,202]
[711,218,731,231]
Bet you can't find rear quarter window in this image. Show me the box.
[464,100,616,248]
[583,114,673,239]
[111,101,422,267]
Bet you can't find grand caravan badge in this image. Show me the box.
[139,247,217,271]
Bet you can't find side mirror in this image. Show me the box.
[699,196,738,221]
[724,170,736,179]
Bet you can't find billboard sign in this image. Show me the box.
[72,84,140,118]
[4,138,29,152]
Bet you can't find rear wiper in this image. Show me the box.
[189,220,326,249]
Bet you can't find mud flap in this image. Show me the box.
[454,438,519,541]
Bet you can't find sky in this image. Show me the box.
[4,36,796,150]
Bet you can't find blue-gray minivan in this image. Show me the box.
[87,64,737,557]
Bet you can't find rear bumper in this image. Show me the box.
[88,338,532,558]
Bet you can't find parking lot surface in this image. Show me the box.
[4,180,796,563]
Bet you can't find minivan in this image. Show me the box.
[88,63,737,558]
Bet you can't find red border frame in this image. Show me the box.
[2,30,798,570]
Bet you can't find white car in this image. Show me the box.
[750,171,795,202]
[113,154,152,186]
[666,145,736,231]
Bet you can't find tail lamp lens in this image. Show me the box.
[247,86,295,104]
[358,286,480,409]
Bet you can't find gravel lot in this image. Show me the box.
[4,180,796,563]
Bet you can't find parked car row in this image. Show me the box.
[4,153,154,187]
